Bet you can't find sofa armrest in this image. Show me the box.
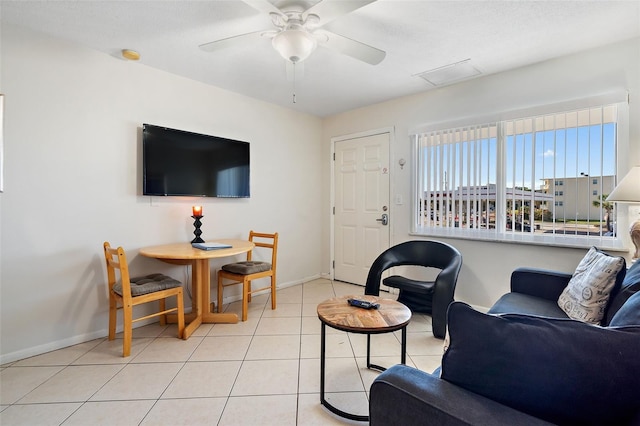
[510,267,572,301]
[369,365,553,426]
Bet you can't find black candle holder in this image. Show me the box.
[191,215,204,243]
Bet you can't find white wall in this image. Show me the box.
[322,38,640,309]
[2,22,638,363]
[0,25,324,363]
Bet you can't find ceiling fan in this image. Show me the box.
[199,0,386,66]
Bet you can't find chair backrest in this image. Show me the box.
[103,242,132,299]
[365,240,462,295]
[247,231,278,270]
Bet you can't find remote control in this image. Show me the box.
[347,298,379,309]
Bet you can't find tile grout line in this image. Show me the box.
[214,290,266,425]
[1,280,442,425]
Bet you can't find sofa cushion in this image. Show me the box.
[557,247,625,324]
[609,290,640,326]
[441,302,640,425]
[488,292,568,318]
[605,260,640,324]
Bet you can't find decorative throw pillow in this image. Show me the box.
[441,302,640,425]
[557,247,625,324]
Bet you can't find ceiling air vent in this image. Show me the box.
[415,59,481,87]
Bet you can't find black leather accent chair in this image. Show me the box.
[365,240,462,338]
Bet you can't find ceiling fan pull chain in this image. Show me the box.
[292,61,297,104]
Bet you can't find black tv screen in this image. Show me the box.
[142,124,250,198]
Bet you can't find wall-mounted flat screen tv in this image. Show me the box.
[143,124,250,198]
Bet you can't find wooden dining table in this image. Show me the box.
[139,239,254,339]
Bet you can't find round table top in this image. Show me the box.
[139,239,254,260]
[317,295,412,333]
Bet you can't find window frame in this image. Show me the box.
[410,98,629,250]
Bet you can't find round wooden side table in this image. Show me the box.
[317,295,412,422]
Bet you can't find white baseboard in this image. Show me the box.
[1,329,107,365]
[1,275,326,365]
[1,278,492,365]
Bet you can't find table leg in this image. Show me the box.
[320,322,326,401]
[401,326,407,364]
[199,259,238,324]
[180,259,203,339]
[165,259,238,337]
[320,324,369,422]
[367,334,386,372]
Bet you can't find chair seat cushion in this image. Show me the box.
[222,261,272,275]
[383,275,434,294]
[114,273,182,297]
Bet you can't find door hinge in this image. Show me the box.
[333,206,335,215]
[333,152,335,161]
[332,260,335,269]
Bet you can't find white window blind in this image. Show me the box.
[417,124,499,235]
[414,104,621,247]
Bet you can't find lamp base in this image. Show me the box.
[631,220,640,260]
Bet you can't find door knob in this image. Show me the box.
[376,214,389,226]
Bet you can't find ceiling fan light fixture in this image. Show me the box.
[272,29,317,63]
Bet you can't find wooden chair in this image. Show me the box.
[217,231,279,321]
[103,242,185,357]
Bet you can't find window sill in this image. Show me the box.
[410,227,628,252]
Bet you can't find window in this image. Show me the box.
[413,103,623,247]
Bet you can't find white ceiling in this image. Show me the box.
[2,0,639,117]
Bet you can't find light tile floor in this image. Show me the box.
[0,279,445,426]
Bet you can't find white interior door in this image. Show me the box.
[334,132,390,286]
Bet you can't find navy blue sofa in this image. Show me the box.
[370,258,640,426]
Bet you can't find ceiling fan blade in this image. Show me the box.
[242,0,284,16]
[304,0,377,26]
[199,31,265,53]
[318,30,386,65]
